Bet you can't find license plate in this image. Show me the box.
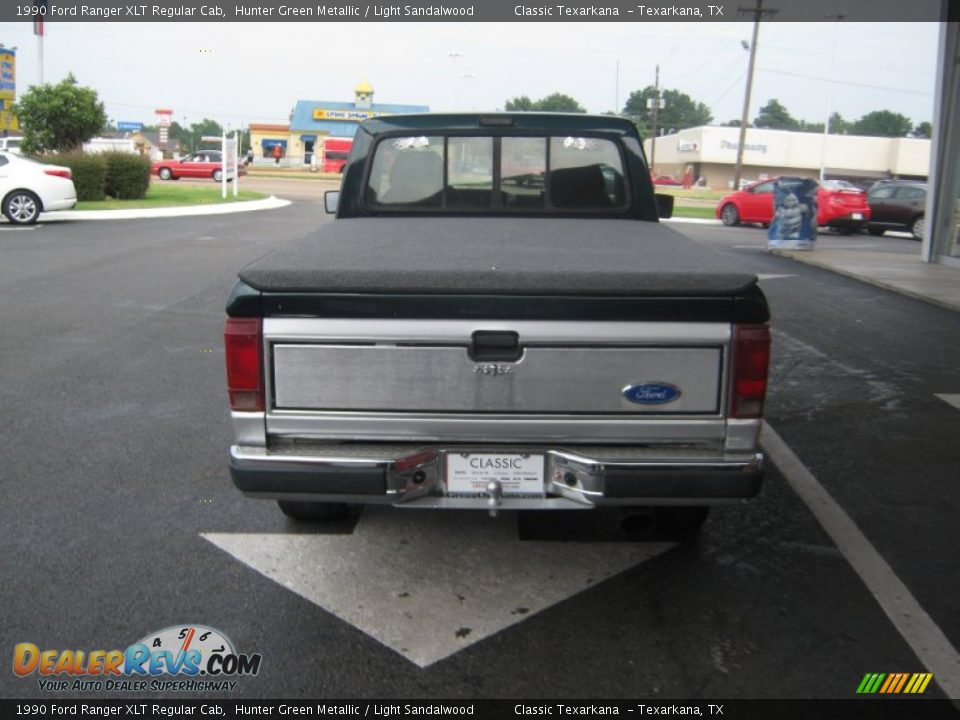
[851,212,863,219]
[445,453,545,497]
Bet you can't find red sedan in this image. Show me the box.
[716,178,870,234]
[652,174,682,186]
[152,151,246,182]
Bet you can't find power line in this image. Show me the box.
[756,68,933,96]
[707,69,749,110]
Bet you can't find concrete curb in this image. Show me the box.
[663,217,722,225]
[38,195,292,222]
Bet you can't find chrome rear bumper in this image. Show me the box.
[230,443,763,510]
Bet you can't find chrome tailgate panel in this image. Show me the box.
[263,318,731,444]
[272,344,721,414]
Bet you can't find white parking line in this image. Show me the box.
[935,394,960,411]
[761,422,960,699]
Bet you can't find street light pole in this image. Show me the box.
[819,13,847,182]
[447,51,463,110]
[733,0,777,190]
[649,64,661,175]
[615,59,620,115]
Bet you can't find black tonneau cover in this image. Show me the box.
[239,217,757,297]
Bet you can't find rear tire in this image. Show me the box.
[911,215,925,241]
[720,204,740,227]
[835,227,856,236]
[868,227,885,236]
[3,190,41,225]
[277,500,350,522]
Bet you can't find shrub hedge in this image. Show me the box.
[47,152,106,202]
[102,152,151,200]
[37,151,152,201]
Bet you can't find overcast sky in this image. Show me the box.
[0,21,941,131]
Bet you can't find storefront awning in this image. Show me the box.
[300,134,317,142]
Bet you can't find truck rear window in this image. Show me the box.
[365,135,627,212]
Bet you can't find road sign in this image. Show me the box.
[221,132,239,199]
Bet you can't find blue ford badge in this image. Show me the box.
[622,383,681,405]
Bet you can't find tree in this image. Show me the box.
[753,99,798,130]
[912,121,933,139]
[534,93,586,113]
[190,118,224,142]
[827,112,850,135]
[504,96,534,111]
[504,93,585,113]
[796,120,825,133]
[622,86,712,136]
[849,110,912,138]
[13,73,107,154]
[721,119,742,127]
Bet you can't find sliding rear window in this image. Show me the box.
[364,134,627,213]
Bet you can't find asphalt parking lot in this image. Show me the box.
[1,193,958,702]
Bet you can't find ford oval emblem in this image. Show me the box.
[622,383,682,405]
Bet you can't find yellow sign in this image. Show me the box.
[0,48,18,133]
[312,108,388,121]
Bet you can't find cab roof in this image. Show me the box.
[359,113,640,137]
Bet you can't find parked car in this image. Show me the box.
[0,151,77,225]
[0,136,24,155]
[321,138,353,174]
[716,178,870,234]
[652,174,682,186]
[152,150,246,182]
[866,180,927,240]
[821,179,861,192]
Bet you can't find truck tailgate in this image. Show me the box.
[273,344,721,413]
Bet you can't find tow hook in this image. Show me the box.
[486,479,503,517]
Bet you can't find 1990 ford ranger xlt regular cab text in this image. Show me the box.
[224,113,771,535]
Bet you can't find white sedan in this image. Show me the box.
[0,151,78,225]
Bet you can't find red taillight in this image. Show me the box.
[225,317,263,411]
[730,324,771,419]
[44,168,72,180]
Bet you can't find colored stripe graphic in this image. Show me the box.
[857,672,933,694]
[879,674,895,694]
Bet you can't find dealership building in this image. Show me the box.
[249,81,428,166]
[646,126,930,189]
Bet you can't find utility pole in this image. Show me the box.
[733,0,777,190]
[649,64,662,175]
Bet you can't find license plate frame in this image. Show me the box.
[445,452,546,498]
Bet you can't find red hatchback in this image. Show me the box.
[716,178,870,234]
[152,150,246,182]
